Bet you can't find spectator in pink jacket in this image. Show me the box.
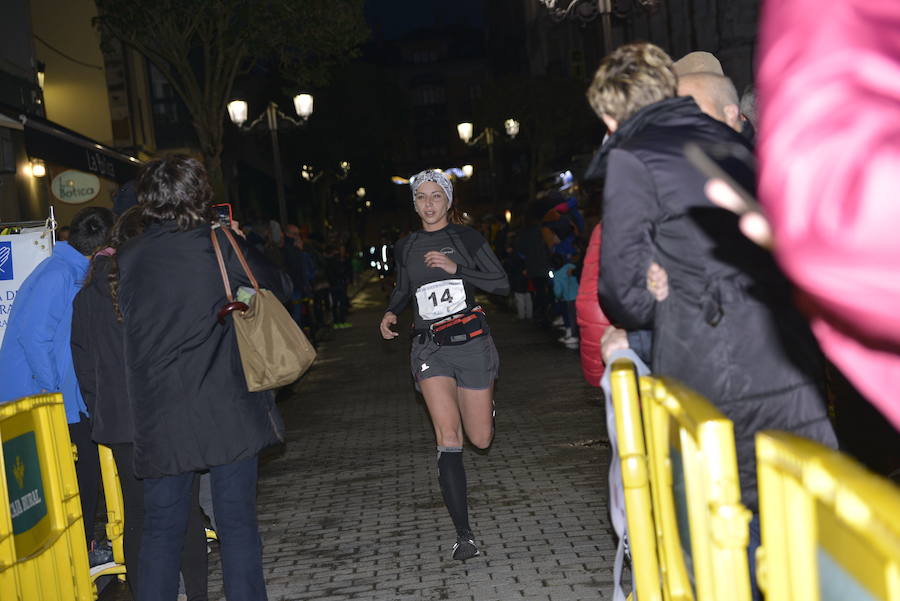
[746,0,900,431]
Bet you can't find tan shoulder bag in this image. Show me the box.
[211,227,316,392]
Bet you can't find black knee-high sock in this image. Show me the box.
[437,447,471,537]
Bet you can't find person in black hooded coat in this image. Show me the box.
[117,155,289,601]
[585,43,837,516]
[72,206,210,600]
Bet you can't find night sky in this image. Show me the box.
[364,0,485,40]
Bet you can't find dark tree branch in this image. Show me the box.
[94,0,368,198]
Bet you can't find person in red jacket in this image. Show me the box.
[577,223,656,386]
[575,224,609,386]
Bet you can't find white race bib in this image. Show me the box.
[415,279,467,321]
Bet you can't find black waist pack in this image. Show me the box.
[430,306,489,346]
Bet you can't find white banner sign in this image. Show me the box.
[0,230,53,346]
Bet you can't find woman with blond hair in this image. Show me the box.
[584,42,837,596]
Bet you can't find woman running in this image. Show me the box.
[379,169,509,560]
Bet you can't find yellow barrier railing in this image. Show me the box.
[756,431,900,601]
[610,364,900,601]
[639,375,752,601]
[90,445,126,582]
[609,359,663,601]
[0,394,93,600]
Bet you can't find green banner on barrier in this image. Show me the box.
[4,431,47,535]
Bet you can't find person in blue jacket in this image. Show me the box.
[551,253,580,346]
[0,206,114,546]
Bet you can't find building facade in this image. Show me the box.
[0,0,145,226]
[524,0,760,92]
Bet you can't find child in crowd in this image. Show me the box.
[551,253,579,347]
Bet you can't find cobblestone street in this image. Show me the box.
[103,281,615,601]
[209,282,616,601]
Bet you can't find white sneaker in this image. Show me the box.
[551,316,564,327]
[559,335,579,344]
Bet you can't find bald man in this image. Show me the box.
[678,71,742,132]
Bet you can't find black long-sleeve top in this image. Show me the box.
[386,224,509,330]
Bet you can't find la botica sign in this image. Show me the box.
[51,170,101,204]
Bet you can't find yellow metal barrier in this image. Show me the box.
[91,445,126,582]
[639,376,752,601]
[0,394,93,600]
[756,431,900,601]
[608,359,663,601]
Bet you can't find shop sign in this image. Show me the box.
[51,170,100,204]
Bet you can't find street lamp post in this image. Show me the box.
[227,94,314,227]
[456,118,519,213]
[300,161,351,230]
[537,0,662,53]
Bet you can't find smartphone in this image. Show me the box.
[684,141,761,214]
[212,203,232,227]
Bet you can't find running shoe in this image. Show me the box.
[451,534,480,561]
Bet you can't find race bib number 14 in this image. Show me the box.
[415,279,467,321]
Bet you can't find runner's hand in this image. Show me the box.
[380,311,399,339]
[424,251,458,274]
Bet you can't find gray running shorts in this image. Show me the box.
[410,334,499,390]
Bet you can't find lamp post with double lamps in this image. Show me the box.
[227,94,314,227]
[456,118,519,213]
[537,0,663,53]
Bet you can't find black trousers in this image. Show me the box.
[69,416,99,545]
[313,288,331,326]
[110,443,208,600]
[530,276,552,324]
[331,284,349,323]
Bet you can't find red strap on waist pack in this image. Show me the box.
[431,306,484,332]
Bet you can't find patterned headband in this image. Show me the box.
[410,169,453,208]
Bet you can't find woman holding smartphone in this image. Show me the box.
[117,155,289,600]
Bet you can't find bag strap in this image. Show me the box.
[220,227,259,291]
[210,227,234,302]
[211,226,260,293]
